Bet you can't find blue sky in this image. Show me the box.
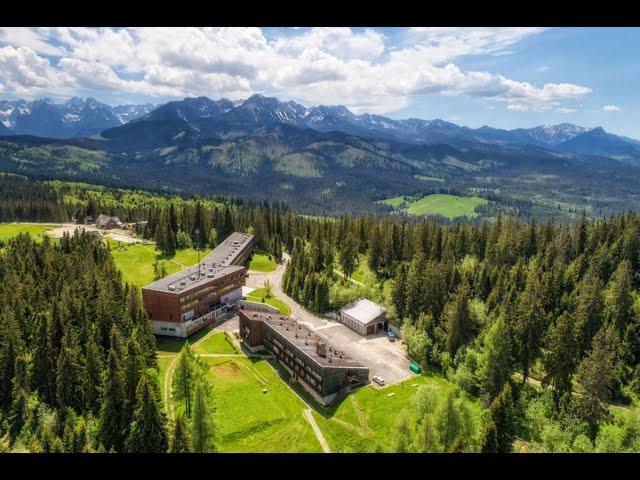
[0,27,638,137]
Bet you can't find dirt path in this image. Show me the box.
[513,372,630,410]
[138,243,189,268]
[333,268,366,287]
[303,408,331,453]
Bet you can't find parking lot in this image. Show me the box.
[242,257,416,385]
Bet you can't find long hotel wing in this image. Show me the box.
[142,232,254,337]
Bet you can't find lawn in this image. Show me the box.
[245,287,292,315]
[108,239,203,288]
[311,371,485,452]
[162,354,322,452]
[247,251,277,272]
[0,223,58,242]
[193,332,239,355]
[406,194,488,218]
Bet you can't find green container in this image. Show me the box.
[409,363,422,374]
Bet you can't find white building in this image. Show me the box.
[339,298,387,336]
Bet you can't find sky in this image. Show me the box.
[0,27,638,137]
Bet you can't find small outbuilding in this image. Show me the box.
[339,298,387,336]
[95,214,122,230]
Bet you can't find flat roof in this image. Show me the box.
[340,298,386,326]
[142,264,244,294]
[241,309,368,369]
[203,232,254,267]
[142,231,253,294]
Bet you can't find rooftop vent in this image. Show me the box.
[180,280,186,286]
[328,356,333,363]
[316,341,327,358]
[207,273,214,278]
[189,275,196,281]
[168,285,176,291]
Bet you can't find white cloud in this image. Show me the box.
[536,65,550,72]
[603,104,620,112]
[0,27,591,114]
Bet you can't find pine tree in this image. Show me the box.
[190,378,215,453]
[392,263,408,323]
[479,315,513,400]
[123,334,144,425]
[56,330,84,411]
[513,274,547,383]
[481,383,516,453]
[32,311,56,404]
[98,328,127,452]
[125,373,168,453]
[339,235,357,280]
[445,284,474,357]
[543,311,579,404]
[83,327,104,414]
[576,325,619,435]
[368,225,383,272]
[169,416,191,453]
[173,343,196,418]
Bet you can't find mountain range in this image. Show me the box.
[0,97,154,138]
[2,94,640,165]
[1,94,640,218]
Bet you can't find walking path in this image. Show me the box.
[333,268,366,287]
[303,408,331,453]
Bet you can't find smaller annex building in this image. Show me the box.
[339,298,387,336]
[238,308,369,405]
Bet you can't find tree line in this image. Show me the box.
[0,231,174,452]
[282,211,640,451]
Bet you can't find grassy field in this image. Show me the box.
[245,287,292,315]
[158,350,322,452]
[206,356,321,452]
[0,223,58,242]
[376,196,407,208]
[407,194,487,218]
[108,239,203,288]
[377,193,488,218]
[247,252,277,272]
[193,332,239,355]
[311,372,484,452]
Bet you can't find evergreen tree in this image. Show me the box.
[125,373,168,453]
[190,378,215,453]
[479,314,513,400]
[98,328,127,452]
[543,311,580,404]
[445,284,474,357]
[56,330,84,411]
[173,343,196,418]
[481,383,517,453]
[169,415,191,453]
[392,263,408,322]
[576,325,619,436]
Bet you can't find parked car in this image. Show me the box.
[372,375,386,386]
[387,331,396,342]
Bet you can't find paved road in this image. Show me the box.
[246,254,414,385]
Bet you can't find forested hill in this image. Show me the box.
[2,116,640,219]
